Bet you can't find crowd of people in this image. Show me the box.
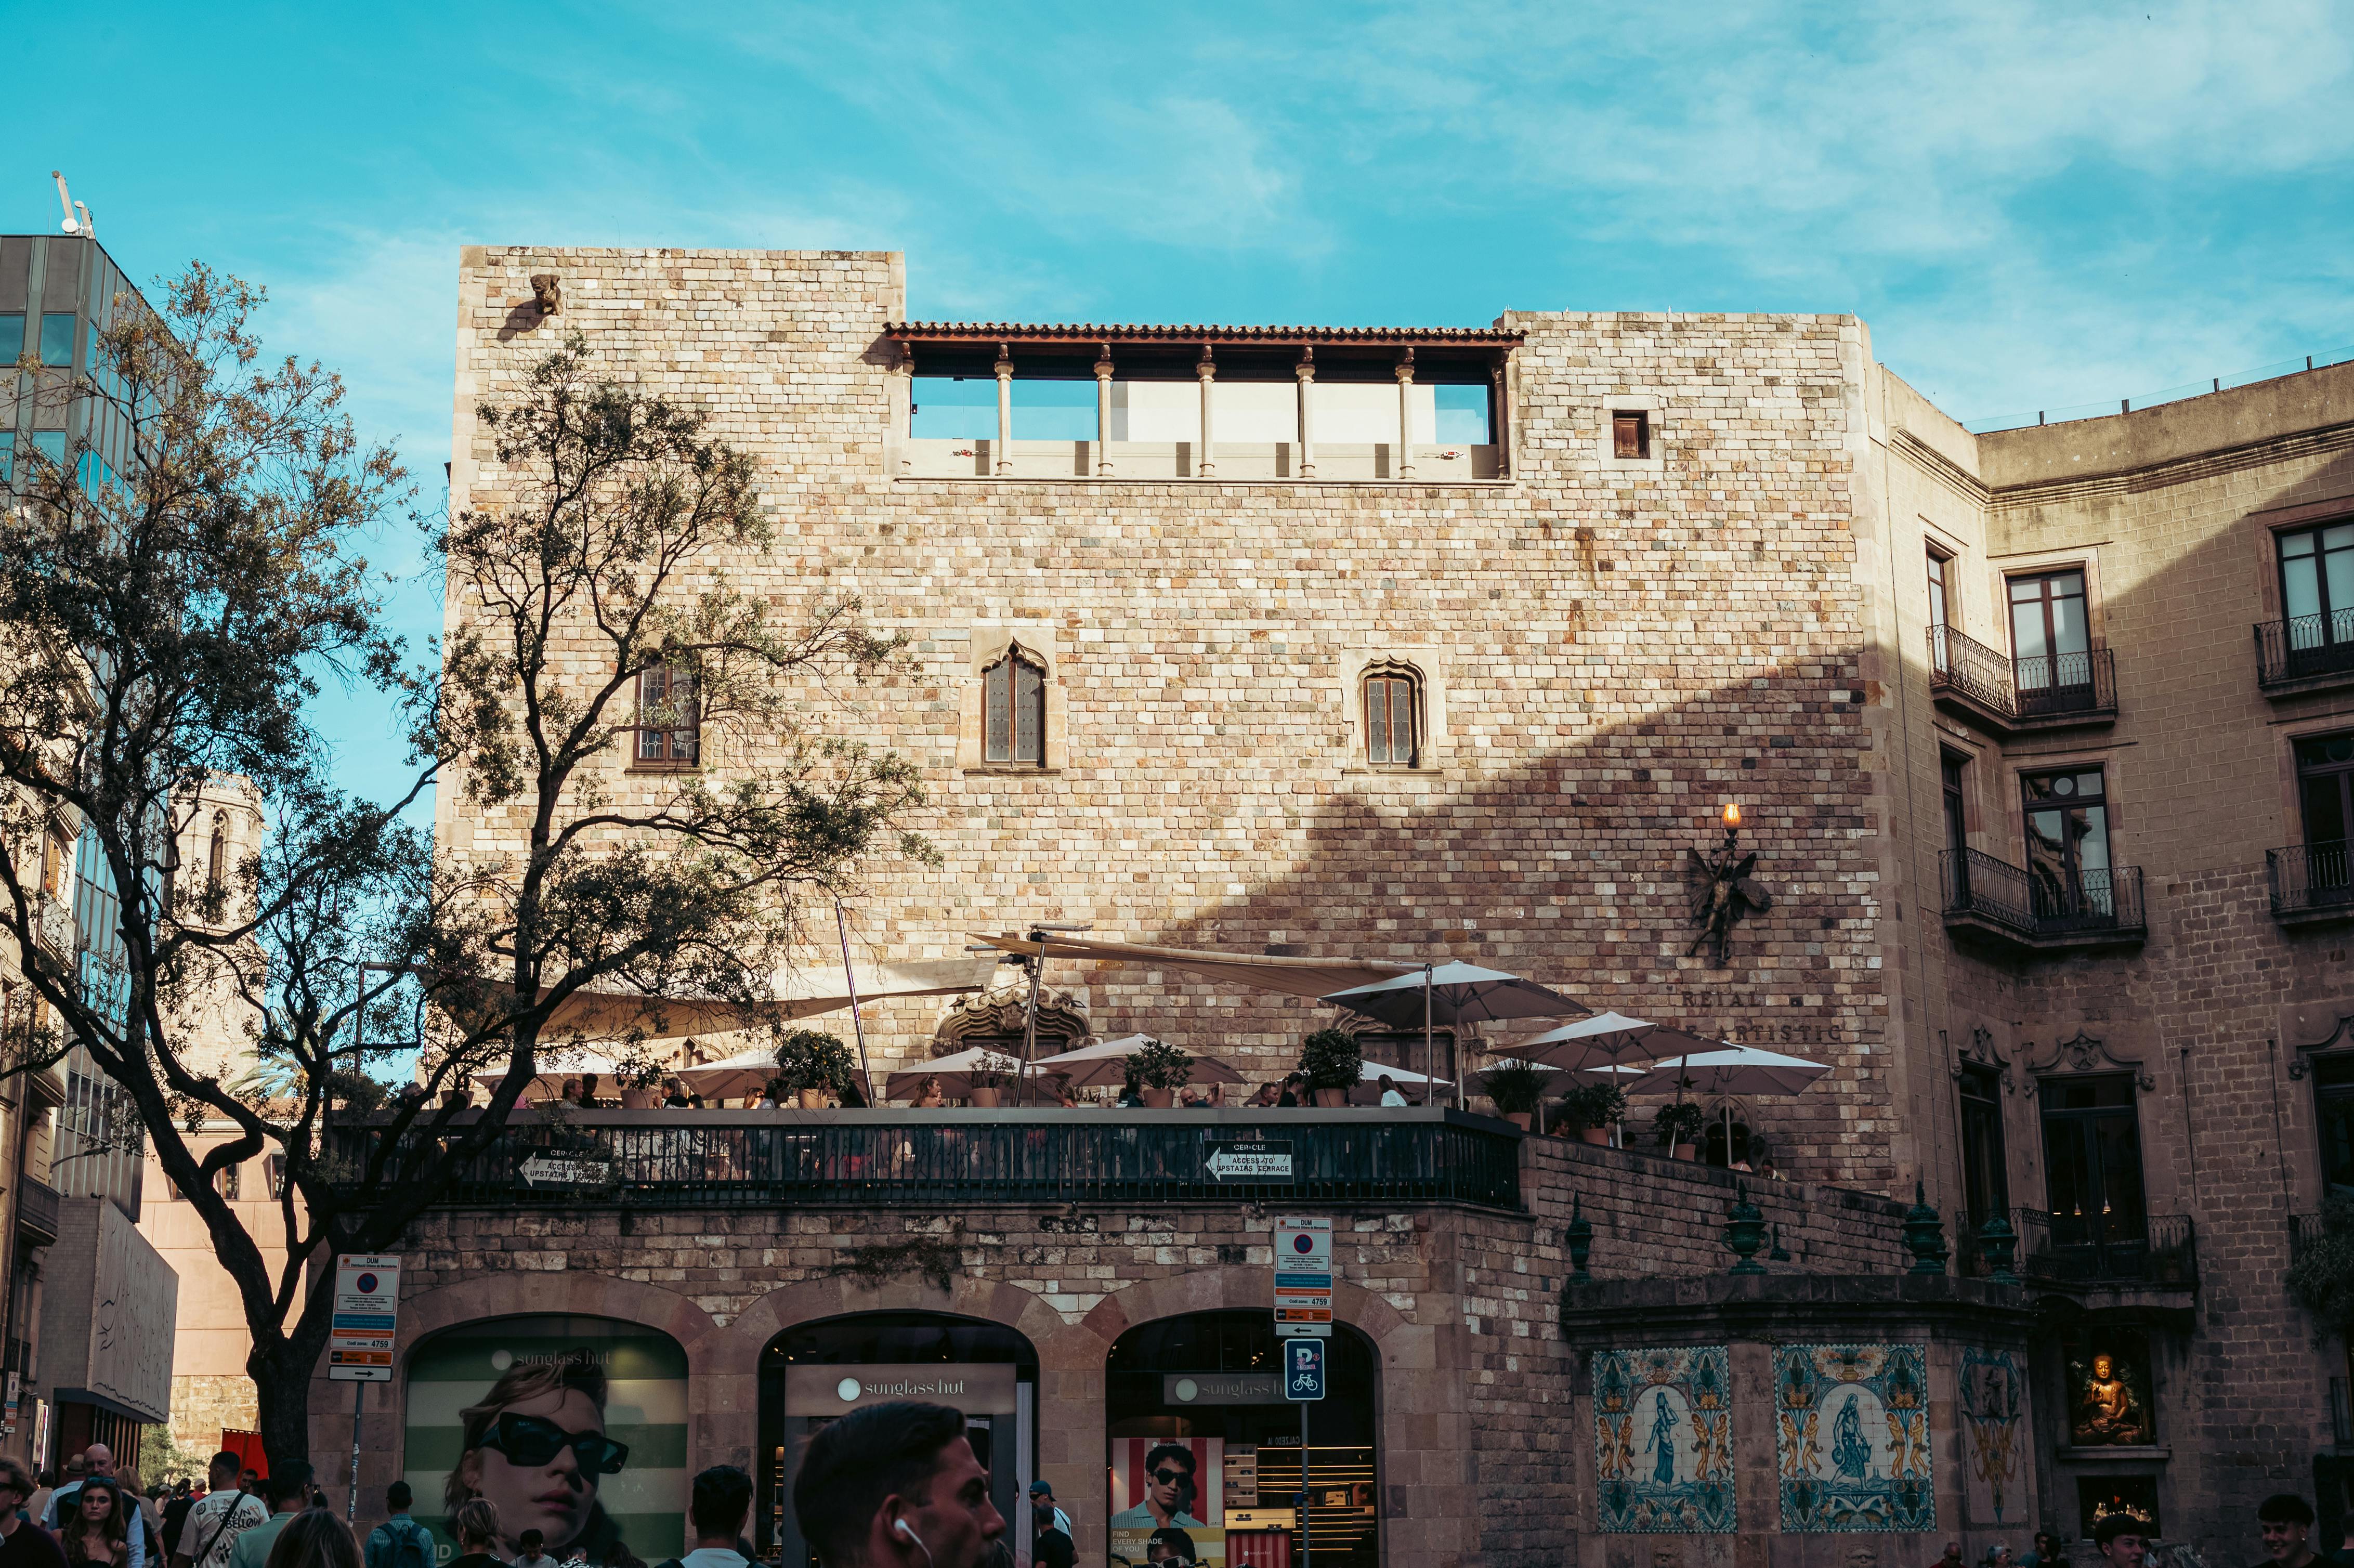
[9,1412,2333,1568]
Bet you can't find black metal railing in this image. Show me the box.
[2293,1211,2331,1261]
[1941,850,2146,942]
[1929,625,2116,723]
[16,1177,60,1246]
[1957,1207,2196,1285]
[2270,844,2354,918]
[2256,612,2354,688]
[332,1108,1524,1212]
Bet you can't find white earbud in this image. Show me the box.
[894,1520,933,1568]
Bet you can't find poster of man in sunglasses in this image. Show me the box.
[1109,1440,1222,1568]
[413,1320,688,1568]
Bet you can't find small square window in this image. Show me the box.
[1612,410,1650,460]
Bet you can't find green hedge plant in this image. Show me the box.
[1479,1059,1549,1116]
[1558,1080,1627,1131]
[1299,1028,1364,1091]
[1130,1038,1194,1091]
[774,1029,856,1093]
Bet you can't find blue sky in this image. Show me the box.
[12,2,2353,812]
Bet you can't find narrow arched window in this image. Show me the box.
[984,646,1046,765]
[206,813,227,901]
[1363,666,1421,766]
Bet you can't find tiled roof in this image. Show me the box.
[886,321,1521,345]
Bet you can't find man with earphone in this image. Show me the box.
[793,1403,1006,1568]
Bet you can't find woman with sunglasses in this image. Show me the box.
[443,1359,638,1568]
[62,1478,129,1568]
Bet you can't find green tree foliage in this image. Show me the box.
[2288,1191,2354,1337]
[0,297,927,1473]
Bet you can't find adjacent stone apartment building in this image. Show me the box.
[406,244,2354,1564]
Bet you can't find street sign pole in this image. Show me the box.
[1300,1402,1311,1568]
[1281,1324,1326,1568]
[347,1380,364,1522]
[331,1254,402,1519]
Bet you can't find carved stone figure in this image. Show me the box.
[530,272,562,316]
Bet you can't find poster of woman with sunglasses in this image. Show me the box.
[404,1317,689,1568]
[1109,1440,1222,1568]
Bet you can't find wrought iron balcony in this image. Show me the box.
[15,1176,60,1248]
[2269,844,2354,925]
[29,895,73,979]
[2255,613,2354,692]
[1956,1207,2195,1288]
[334,1106,1525,1213]
[1927,625,2116,732]
[2292,1210,2330,1261]
[1940,849,2147,953]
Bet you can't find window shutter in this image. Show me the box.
[984,659,1012,762]
[1014,657,1044,763]
[1613,412,1647,459]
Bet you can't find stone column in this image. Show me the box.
[1294,347,1316,479]
[1491,358,1511,479]
[1395,347,1417,479]
[994,342,1013,476]
[1196,344,1216,479]
[1094,344,1114,477]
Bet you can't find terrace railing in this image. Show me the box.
[333,1107,1525,1213]
[1928,625,2115,728]
[2269,843,2354,921]
[1941,850,2146,947]
[1956,1207,2196,1287]
[2255,611,2354,690]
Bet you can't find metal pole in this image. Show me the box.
[1299,1399,1312,1568]
[1022,940,1044,1106]
[1422,964,1433,1108]
[346,1379,365,1522]
[833,899,875,1106]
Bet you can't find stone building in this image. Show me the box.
[333,246,2354,1568]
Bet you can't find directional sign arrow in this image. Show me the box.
[1206,1147,1296,1180]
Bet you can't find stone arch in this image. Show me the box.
[1079,1268,1414,1364]
[930,978,1091,1058]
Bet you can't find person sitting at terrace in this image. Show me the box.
[915,1077,946,1108]
[1377,1075,1408,1107]
[1247,1082,1280,1108]
[1277,1074,1305,1108]
[662,1077,697,1108]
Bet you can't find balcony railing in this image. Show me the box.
[1928,625,2116,729]
[2293,1211,2332,1261]
[2255,612,2354,690]
[1957,1207,2196,1287]
[2270,844,2354,923]
[30,895,73,978]
[333,1107,1524,1212]
[1941,849,2147,951]
[16,1177,59,1247]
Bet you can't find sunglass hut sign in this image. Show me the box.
[783,1364,1021,1415]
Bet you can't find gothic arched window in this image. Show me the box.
[984,646,1046,765]
[1362,663,1422,767]
[206,813,227,901]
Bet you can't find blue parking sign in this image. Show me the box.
[1284,1337,1326,1401]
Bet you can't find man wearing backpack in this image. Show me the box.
[172,1454,267,1568]
[364,1483,435,1568]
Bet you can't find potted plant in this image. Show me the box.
[966,1051,1019,1108]
[1654,1099,1705,1160]
[1299,1028,1363,1107]
[1128,1038,1193,1107]
[1478,1060,1548,1131]
[617,1057,666,1109]
[1559,1080,1628,1146]
[774,1029,855,1108]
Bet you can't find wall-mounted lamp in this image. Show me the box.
[1687,801,1773,966]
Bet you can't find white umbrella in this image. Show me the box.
[882,1044,1032,1103]
[1599,1043,1831,1162]
[1509,1011,1717,1074]
[1350,1060,1452,1105]
[1029,1035,1247,1091]
[1322,962,1586,1108]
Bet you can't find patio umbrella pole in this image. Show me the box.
[1422,963,1433,1108]
[834,898,876,1107]
[1022,943,1043,1106]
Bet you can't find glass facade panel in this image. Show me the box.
[38,313,75,368]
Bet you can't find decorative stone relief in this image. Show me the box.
[1958,1346,2025,1526]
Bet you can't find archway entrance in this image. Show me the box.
[757,1313,1039,1567]
[1107,1311,1380,1568]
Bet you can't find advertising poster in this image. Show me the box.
[1109,1436,1224,1568]
[403,1315,689,1566]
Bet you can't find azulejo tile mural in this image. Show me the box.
[1592,1345,1737,1533]
[1772,1343,1934,1533]
[1958,1347,2025,1526]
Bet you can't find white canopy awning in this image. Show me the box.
[969,932,1413,1000]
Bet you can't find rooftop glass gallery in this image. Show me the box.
[887,322,1521,481]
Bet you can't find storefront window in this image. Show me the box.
[1108,1312,1380,1568]
[758,1314,1038,1568]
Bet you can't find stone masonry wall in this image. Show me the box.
[443,247,1900,1194]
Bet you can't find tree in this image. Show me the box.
[0,275,927,1474]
